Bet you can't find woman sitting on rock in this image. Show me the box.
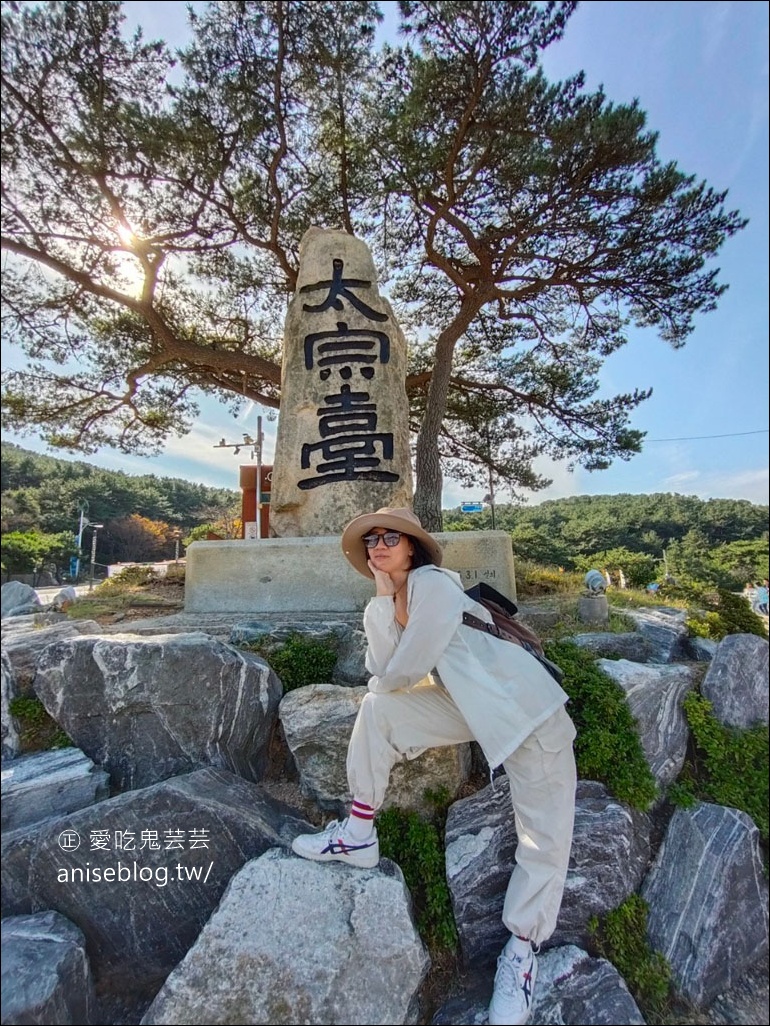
[291,507,577,1026]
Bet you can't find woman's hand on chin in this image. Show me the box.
[369,560,396,596]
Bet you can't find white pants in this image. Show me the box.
[346,681,577,945]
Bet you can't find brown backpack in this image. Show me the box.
[462,582,564,685]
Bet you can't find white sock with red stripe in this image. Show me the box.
[346,799,376,840]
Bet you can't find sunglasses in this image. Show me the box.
[362,531,404,549]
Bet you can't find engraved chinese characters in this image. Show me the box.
[271,228,413,536]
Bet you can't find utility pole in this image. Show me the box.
[487,464,496,531]
[484,423,496,530]
[255,415,264,539]
[213,411,265,538]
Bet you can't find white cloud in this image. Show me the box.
[663,466,768,505]
[662,471,701,488]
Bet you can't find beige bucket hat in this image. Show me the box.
[341,506,443,578]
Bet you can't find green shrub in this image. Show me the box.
[9,696,71,751]
[544,641,658,811]
[681,692,769,842]
[685,611,724,640]
[686,589,767,641]
[97,565,160,592]
[245,632,338,692]
[716,589,767,638]
[589,894,672,1022]
[377,804,458,955]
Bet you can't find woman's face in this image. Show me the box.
[364,528,414,575]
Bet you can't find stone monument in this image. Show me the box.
[184,228,517,613]
[270,227,413,537]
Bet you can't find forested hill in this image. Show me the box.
[2,441,767,573]
[1,442,239,535]
[444,492,769,570]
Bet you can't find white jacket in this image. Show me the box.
[363,564,573,770]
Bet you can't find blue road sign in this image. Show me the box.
[460,503,484,513]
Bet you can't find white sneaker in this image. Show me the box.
[291,819,379,869]
[488,942,538,1026]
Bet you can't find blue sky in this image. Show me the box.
[3,1,768,508]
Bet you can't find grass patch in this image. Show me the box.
[608,588,688,611]
[536,599,639,642]
[673,693,769,844]
[66,567,184,621]
[378,788,458,956]
[516,561,584,597]
[67,591,182,620]
[544,640,658,811]
[589,894,672,1023]
[9,696,71,752]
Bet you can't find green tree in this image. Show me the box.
[574,547,657,589]
[1,530,77,578]
[1,1,746,527]
[666,528,716,588]
[102,514,177,564]
[708,538,769,588]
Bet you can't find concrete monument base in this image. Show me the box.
[184,531,516,613]
[578,594,610,624]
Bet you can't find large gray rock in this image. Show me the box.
[1,649,19,759]
[1,748,109,832]
[1,910,95,1026]
[3,602,43,619]
[567,632,653,662]
[333,628,369,686]
[270,227,413,537]
[3,768,315,1016]
[701,633,769,728]
[686,635,718,661]
[431,944,645,1025]
[623,607,689,662]
[2,620,103,699]
[33,632,282,791]
[642,802,769,1008]
[141,849,430,1026]
[596,659,699,791]
[1,581,41,618]
[2,828,39,917]
[50,586,78,611]
[279,683,471,816]
[444,778,650,966]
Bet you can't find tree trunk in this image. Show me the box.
[413,297,483,531]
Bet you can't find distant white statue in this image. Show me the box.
[584,569,607,594]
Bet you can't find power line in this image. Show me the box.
[646,429,769,443]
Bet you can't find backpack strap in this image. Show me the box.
[462,609,506,639]
[462,610,565,686]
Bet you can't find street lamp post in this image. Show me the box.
[74,499,89,580]
[88,524,104,591]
